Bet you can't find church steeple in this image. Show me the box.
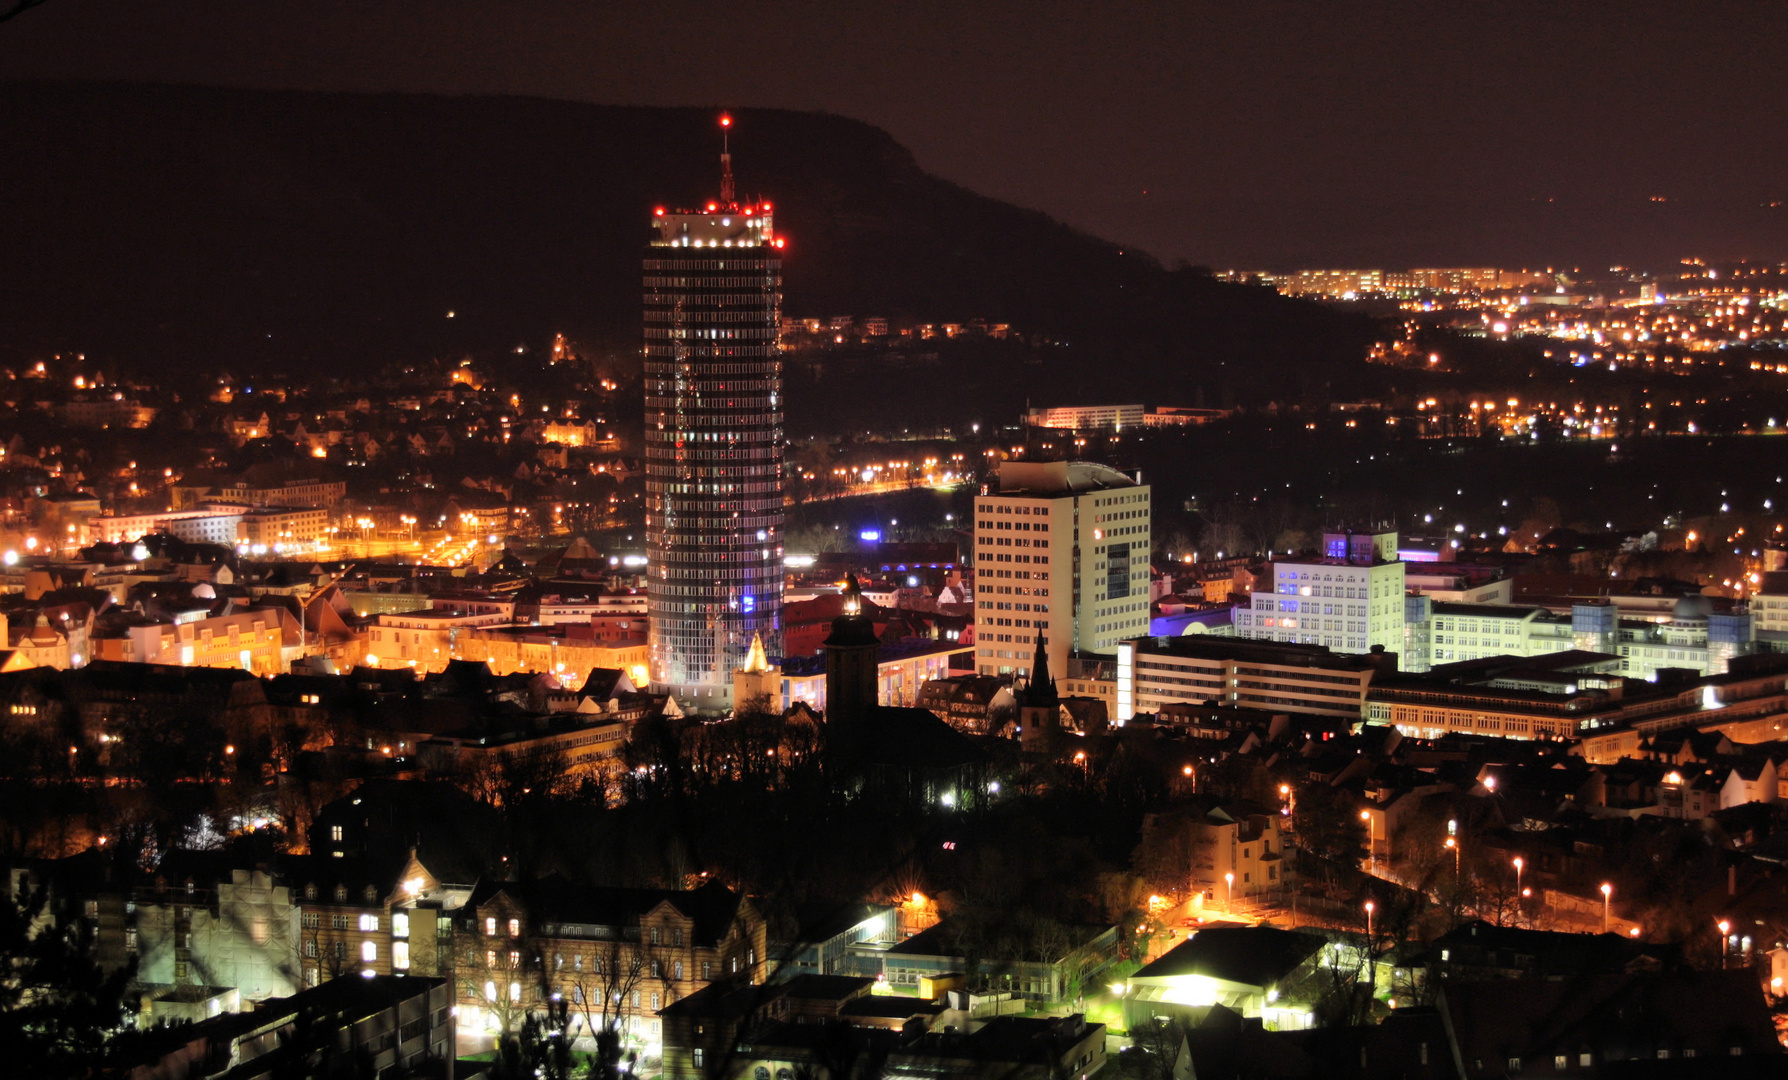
[731,630,781,713]
[1016,627,1062,750]
[742,632,770,674]
[1024,627,1057,708]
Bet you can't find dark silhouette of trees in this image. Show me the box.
[0,886,137,1078]
[1292,783,1366,886]
[489,997,578,1080]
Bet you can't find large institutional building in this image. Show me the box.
[973,461,1152,680]
[643,127,785,707]
[1233,527,1407,654]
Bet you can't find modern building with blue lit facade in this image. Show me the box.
[1233,527,1406,654]
[643,157,785,707]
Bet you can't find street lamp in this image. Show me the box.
[1512,857,1523,923]
[1364,899,1377,995]
[1600,883,1612,933]
[1224,872,1234,911]
[1444,836,1459,879]
[1360,810,1375,872]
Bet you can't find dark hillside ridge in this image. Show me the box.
[0,80,1374,399]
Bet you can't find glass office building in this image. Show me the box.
[643,192,785,706]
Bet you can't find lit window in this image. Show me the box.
[361,941,376,963]
[393,942,410,970]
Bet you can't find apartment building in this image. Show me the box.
[95,607,291,676]
[453,879,767,1044]
[365,609,510,672]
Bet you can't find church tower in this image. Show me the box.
[1017,628,1063,751]
[823,575,880,739]
[731,632,782,714]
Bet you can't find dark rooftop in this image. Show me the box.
[1132,926,1324,988]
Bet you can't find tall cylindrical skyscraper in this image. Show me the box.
[643,133,784,708]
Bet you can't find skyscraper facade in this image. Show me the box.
[643,138,785,707]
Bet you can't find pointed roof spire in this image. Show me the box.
[719,113,735,206]
[1026,627,1058,706]
[741,632,770,673]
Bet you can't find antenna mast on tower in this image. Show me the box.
[719,113,735,206]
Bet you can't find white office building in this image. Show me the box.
[974,461,1151,679]
[1234,528,1406,654]
[1024,404,1145,431]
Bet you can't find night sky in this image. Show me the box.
[3,0,1784,270]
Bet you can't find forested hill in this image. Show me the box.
[0,80,1375,398]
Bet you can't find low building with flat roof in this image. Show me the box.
[1123,925,1328,1031]
[1117,634,1393,723]
[1365,651,1788,752]
[110,974,452,1080]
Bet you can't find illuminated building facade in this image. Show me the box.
[973,461,1151,680]
[1023,404,1144,430]
[1233,528,1406,654]
[644,121,785,705]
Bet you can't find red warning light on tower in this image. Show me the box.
[720,114,733,128]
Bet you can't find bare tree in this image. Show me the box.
[562,935,656,1066]
[1127,1016,1187,1080]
